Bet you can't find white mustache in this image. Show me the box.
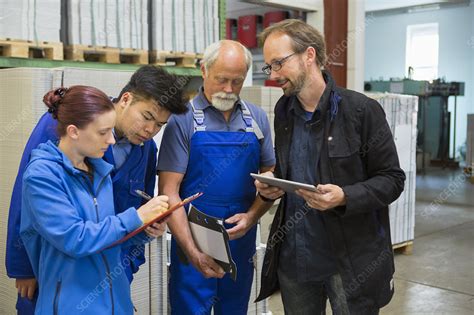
[213,92,237,99]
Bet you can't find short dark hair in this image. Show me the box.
[259,19,327,68]
[117,65,188,114]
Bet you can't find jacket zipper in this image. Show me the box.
[53,280,62,315]
[82,174,115,315]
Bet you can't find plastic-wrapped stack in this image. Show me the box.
[0,68,54,314]
[239,86,284,144]
[130,244,152,314]
[53,67,132,96]
[0,0,61,42]
[64,0,148,49]
[151,0,220,53]
[467,114,474,170]
[150,233,169,314]
[247,243,270,314]
[366,92,418,245]
[130,236,169,315]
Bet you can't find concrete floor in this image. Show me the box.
[259,168,474,315]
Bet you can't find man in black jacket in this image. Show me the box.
[255,19,405,315]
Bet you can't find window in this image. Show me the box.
[406,23,439,81]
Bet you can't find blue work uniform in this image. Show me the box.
[5,112,156,314]
[21,141,150,315]
[158,90,275,315]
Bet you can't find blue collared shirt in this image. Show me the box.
[278,89,337,283]
[112,130,132,170]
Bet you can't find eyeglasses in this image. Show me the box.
[262,52,297,75]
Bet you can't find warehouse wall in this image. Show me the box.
[364,1,474,160]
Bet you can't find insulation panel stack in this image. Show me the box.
[247,243,270,315]
[150,0,220,53]
[52,67,133,97]
[0,68,54,314]
[467,114,474,170]
[366,92,418,245]
[240,86,284,145]
[0,0,61,42]
[63,0,148,50]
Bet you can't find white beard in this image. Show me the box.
[211,92,238,112]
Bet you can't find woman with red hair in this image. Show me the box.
[20,86,168,314]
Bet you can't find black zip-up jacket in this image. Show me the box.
[256,71,405,308]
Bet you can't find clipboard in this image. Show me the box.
[188,205,237,281]
[107,192,203,248]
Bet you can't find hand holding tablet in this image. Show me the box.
[251,173,317,193]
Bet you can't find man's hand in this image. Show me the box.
[225,212,256,240]
[254,171,285,200]
[189,251,225,279]
[16,278,37,300]
[144,221,167,238]
[296,184,346,210]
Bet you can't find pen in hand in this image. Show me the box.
[134,189,152,201]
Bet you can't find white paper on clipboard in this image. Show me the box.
[188,205,237,281]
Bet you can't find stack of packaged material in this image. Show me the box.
[467,114,474,170]
[129,236,168,315]
[128,237,169,315]
[240,86,284,144]
[0,68,54,314]
[130,244,152,314]
[149,233,169,314]
[63,0,148,50]
[366,92,418,245]
[0,0,61,42]
[52,67,133,97]
[150,0,220,53]
[247,243,270,315]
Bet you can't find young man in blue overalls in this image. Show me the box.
[158,40,276,314]
[5,66,188,314]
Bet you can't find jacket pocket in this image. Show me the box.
[328,136,361,158]
[328,136,365,185]
[53,280,62,315]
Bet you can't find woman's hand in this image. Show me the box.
[137,195,169,224]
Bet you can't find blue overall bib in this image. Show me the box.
[169,100,260,315]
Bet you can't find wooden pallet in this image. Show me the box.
[64,45,148,64]
[150,51,197,68]
[463,167,474,184]
[0,38,63,60]
[393,240,413,255]
[195,53,204,67]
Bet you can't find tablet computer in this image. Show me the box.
[251,173,317,193]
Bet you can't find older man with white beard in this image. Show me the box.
[157,40,276,315]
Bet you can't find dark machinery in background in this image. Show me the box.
[365,78,465,172]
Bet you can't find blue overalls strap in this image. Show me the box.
[191,100,206,131]
[240,101,254,133]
